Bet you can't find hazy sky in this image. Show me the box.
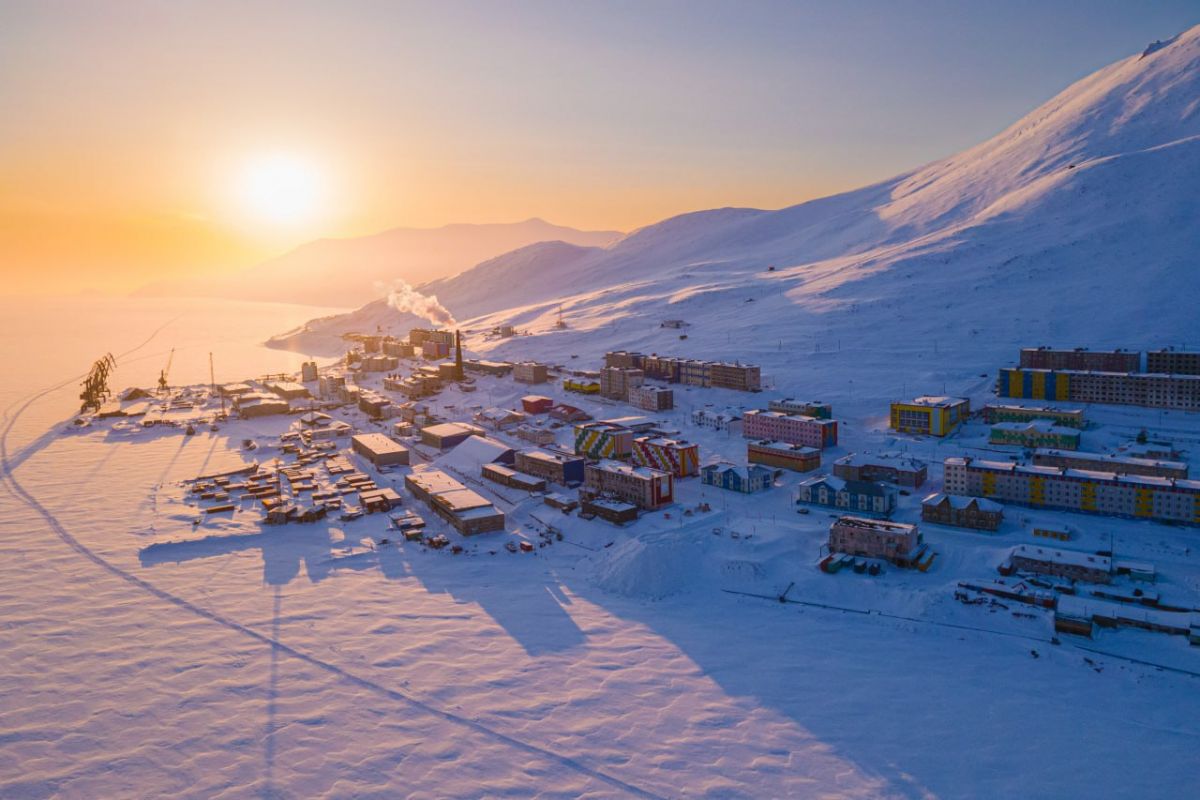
[1,1,1195,294]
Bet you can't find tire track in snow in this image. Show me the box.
[0,357,663,800]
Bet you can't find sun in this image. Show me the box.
[236,153,326,226]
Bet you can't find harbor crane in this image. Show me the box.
[158,348,175,395]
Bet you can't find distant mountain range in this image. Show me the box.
[135,218,623,308]
[275,27,1200,387]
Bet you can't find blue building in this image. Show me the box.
[796,474,897,516]
[700,462,773,493]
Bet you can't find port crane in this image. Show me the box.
[158,348,175,395]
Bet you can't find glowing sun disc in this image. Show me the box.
[236,154,325,225]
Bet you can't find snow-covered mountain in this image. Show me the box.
[278,28,1200,393]
[136,218,622,308]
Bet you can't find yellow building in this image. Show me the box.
[890,396,970,436]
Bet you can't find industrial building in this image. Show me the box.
[743,409,838,448]
[767,399,832,419]
[981,404,1085,429]
[796,475,897,516]
[943,456,1200,525]
[747,440,820,473]
[600,366,643,400]
[267,381,310,400]
[581,498,639,525]
[700,462,773,493]
[574,422,634,460]
[989,420,1082,450]
[482,463,546,492]
[631,436,699,478]
[920,493,1003,531]
[464,359,513,377]
[833,452,927,488]
[235,392,290,418]
[515,424,556,445]
[998,368,1200,411]
[627,385,674,411]
[514,449,586,486]
[1019,347,1140,372]
[1146,348,1200,375]
[828,517,925,567]
[1031,449,1188,479]
[889,396,970,436]
[404,466,505,535]
[350,433,410,467]
[300,361,319,382]
[1007,544,1112,584]
[513,362,549,384]
[419,422,486,450]
[583,461,674,510]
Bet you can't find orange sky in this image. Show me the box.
[3,2,1187,296]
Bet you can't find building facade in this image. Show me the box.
[627,385,674,411]
[1146,349,1200,376]
[1009,544,1112,584]
[944,456,1200,525]
[1019,347,1140,372]
[998,368,1200,411]
[574,422,634,459]
[747,440,821,473]
[513,362,549,384]
[768,399,832,418]
[514,448,586,486]
[829,517,923,565]
[920,493,1003,531]
[583,461,674,510]
[631,436,700,478]
[700,463,773,493]
[1031,449,1188,479]
[743,410,838,448]
[832,452,927,488]
[981,404,1085,429]
[350,433,410,467]
[889,396,970,436]
[600,367,643,400]
[796,475,897,516]
[989,421,1082,450]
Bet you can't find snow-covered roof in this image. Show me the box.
[921,493,1003,512]
[437,435,514,472]
[1011,544,1111,571]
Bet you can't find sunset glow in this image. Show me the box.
[235,154,327,227]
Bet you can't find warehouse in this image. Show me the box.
[828,517,925,567]
[700,462,773,493]
[768,399,832,419]
[981,404,1085,429]
[235,392,290,418]
[631,436,699,477]
[267,381,311,400]
[747,440,820,473]
[743,410,838,448]
[583,461,673,510]
[627,384,674,411]
[998,368,1200,411]
[989,420,1081,450]
[464,359,513,376]
[943,456,1200,525]
[889,396,969,436]
[1019,347,1140,372]
[797,475,897,516]
[1008,544,1112,584]
[1032,448,1188,479]
[513,362,549,384]
[419,422,486,450]
[550,404,592,422]
[921,493,1003,531]
[405,466,505,535]
[581,498,639,525]
[350,433,410,467]
[833,452,927,488]
[521,395,554,414]
[482,463,547,492]
[574,422,634,459]
[514,448,586,486]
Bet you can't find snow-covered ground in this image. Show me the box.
[4,295,1200,799]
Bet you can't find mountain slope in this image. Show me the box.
[136,218,622,308]
[278,26,1200,396]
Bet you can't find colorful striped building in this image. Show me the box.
[989,421,1082,450]
[981,404,1085,429]
[573,422,634,460]
[631,436,699,478]
[998,368,1200,411]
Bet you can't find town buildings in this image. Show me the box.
[581,498,639,525]
[514,449,586,486]
[600,366,643,400]
[828,516,924,566]
[405,466,505,535]
[1031,449,1188,479]
[513,362,549,384]
[1008,544,1112,584]
[550,404,592,422]
[419,422,485,450]
[743,409,838,448]
[1146,348,1200,375]
[350,433,410,467]
[981,404,1085,429]
[464,359,513,377]
[563,378,600,394]
[833,452,927,488]
[627,385,674,411]
[920,493,1003,531]
[767,399,832,419]
[989,420,1082,450]
[602,351,761,392]
[574,422,634,459]
[267,381,310,400]
[583,461,674,510]
[889,396,970,436]
[514,424,556,445]
[796,475,898,516]
[482,463,546,492]
[998,368,1200,411]
[709,362,761,392]
[1019,347,1140,372]
[943,456,1200,525]
[521,395,553,414]
[691,408,741,432]
[300,361,319,382]
[747,440,821,473]
[631,436,700,478]
[700,462,773,493]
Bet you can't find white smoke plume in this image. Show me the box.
[381,279,457,328]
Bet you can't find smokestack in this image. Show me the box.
[454,329,464,380]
